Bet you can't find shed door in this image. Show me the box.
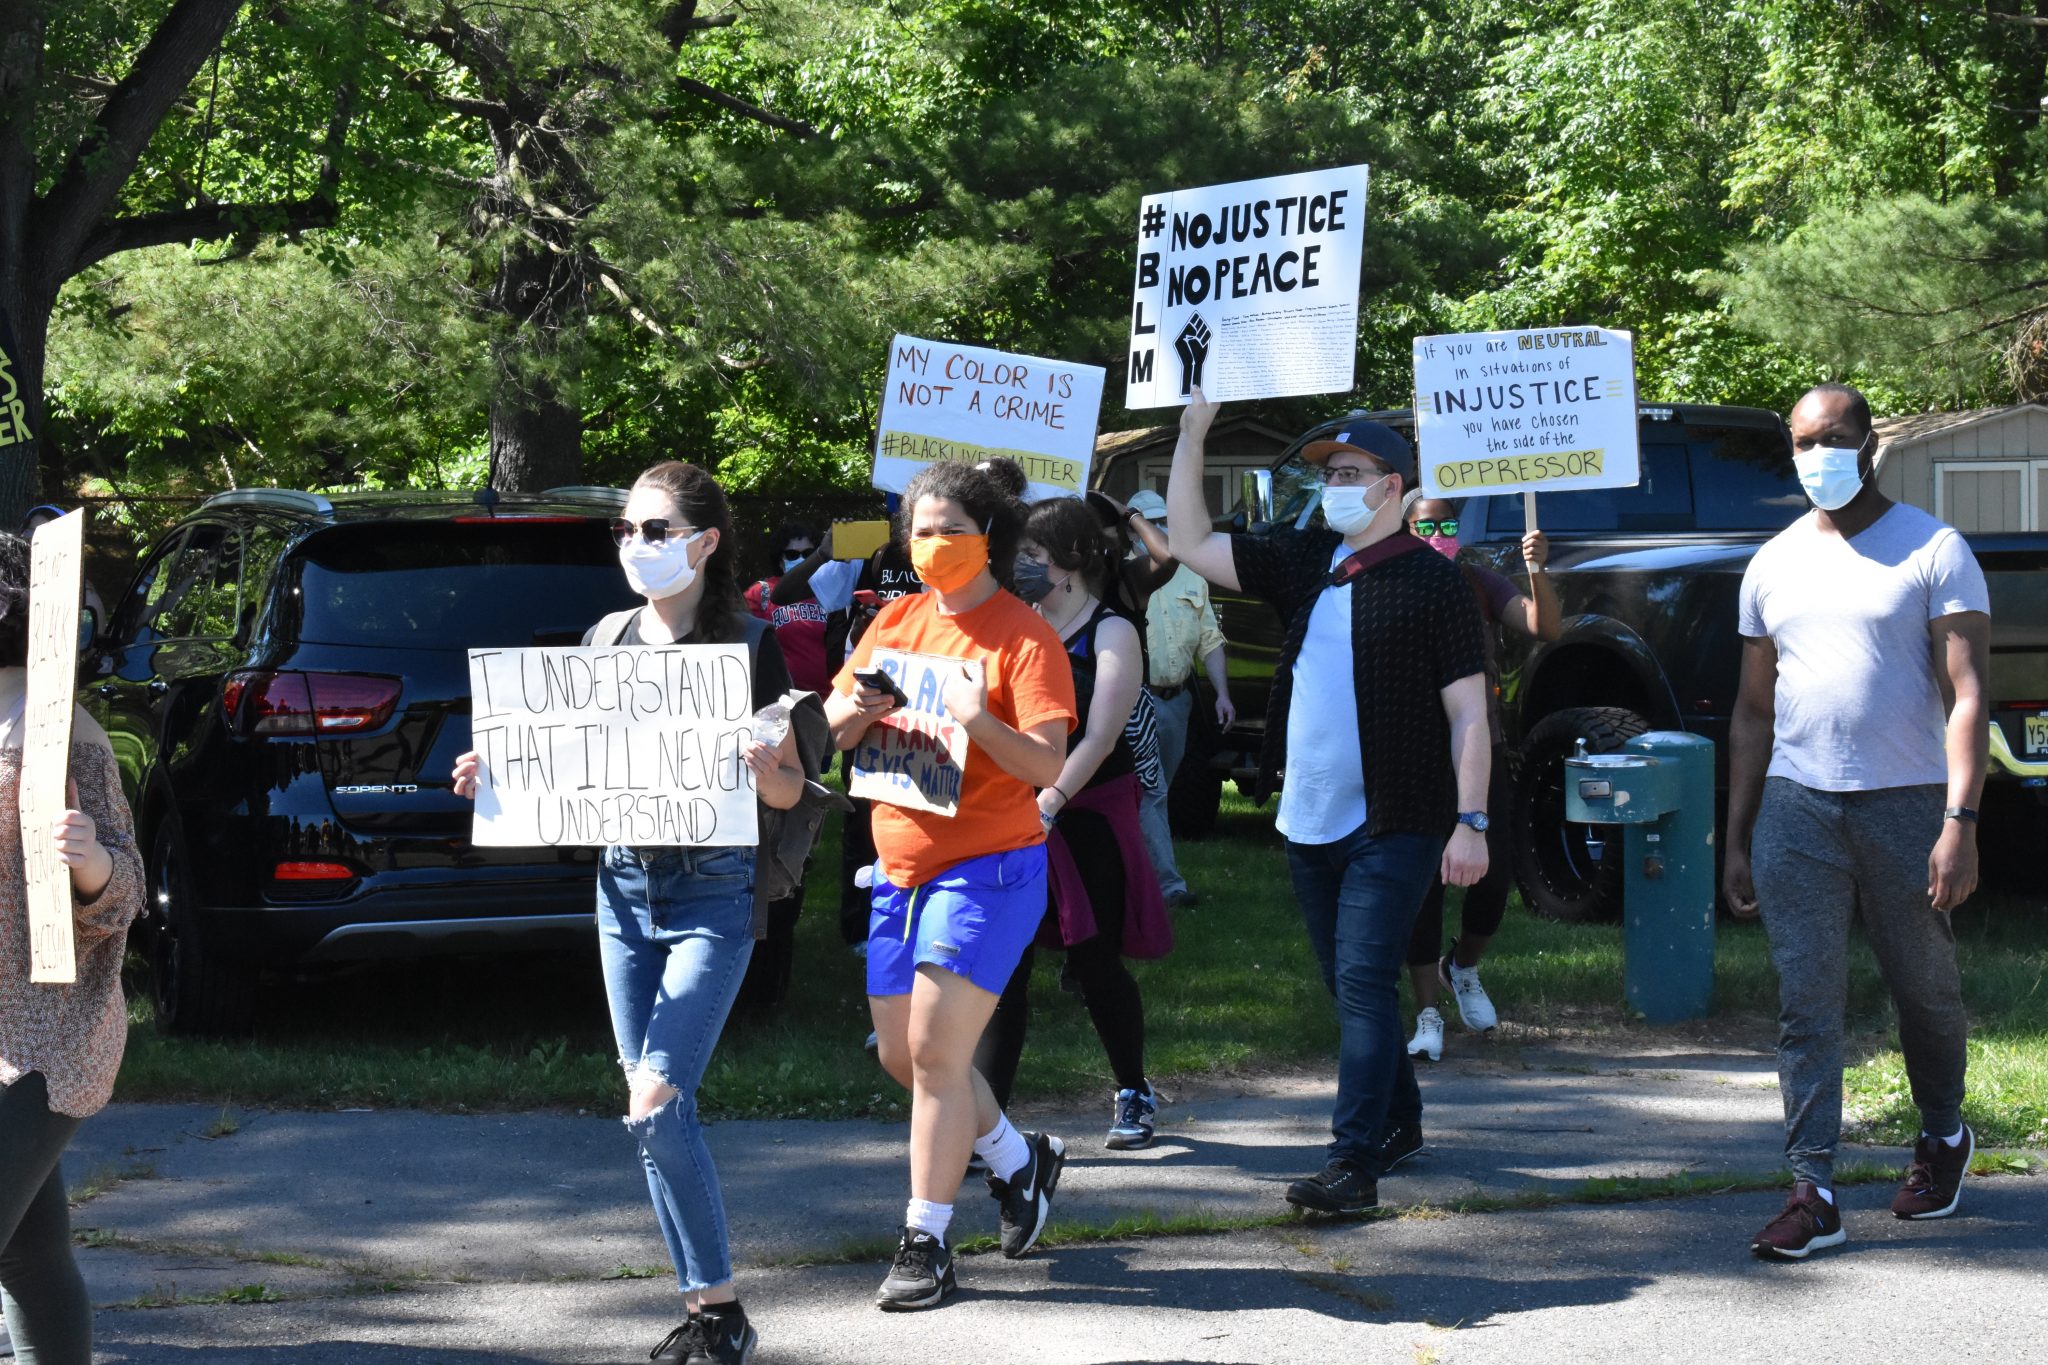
[1937,461,2031,532]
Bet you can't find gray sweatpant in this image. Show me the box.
[1751,777,1968,1188]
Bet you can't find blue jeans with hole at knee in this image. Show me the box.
[596,843,757,1294]
[1286,826,1443,1171]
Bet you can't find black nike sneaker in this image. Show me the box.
[875,1226,956,1311]
[687,1301,757,1364]
[987,1130,1067,1258]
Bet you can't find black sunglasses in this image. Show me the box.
[609,518,698,547]
[1411,518,1459,538]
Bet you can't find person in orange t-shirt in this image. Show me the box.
[826,462,1077,1311]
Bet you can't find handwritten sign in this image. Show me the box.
[848,649,980,817]
[874,335,1105,503]
[466,645,759,847]
[1413,327,1640,498]
[1126,164,1370,407]
[24,510,84,983]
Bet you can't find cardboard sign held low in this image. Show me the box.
[848,650,980,817]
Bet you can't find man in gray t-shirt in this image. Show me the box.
[1725,383,1992,1263]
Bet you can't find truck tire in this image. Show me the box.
[146,822,260,1036]
[1167,691,1224,841]
[1511,706,1650,923]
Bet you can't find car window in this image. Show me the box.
[286,521,637,648]
[1483,439,1695,533]
[1686,423,1807,530]
[140,524,242,641]
[115,528,187,643]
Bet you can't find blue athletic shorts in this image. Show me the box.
[866,844,1048,997]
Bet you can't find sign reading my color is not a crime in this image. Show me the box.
[1125,164,1370,408]
[873,335,1105,503]
[1412,327,1640,499]
[466,645,759,848]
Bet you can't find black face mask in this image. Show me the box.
[1012,556,1057,604]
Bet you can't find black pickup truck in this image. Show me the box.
[1171,402,2048,921]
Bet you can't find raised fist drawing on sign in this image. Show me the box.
[1175,313,1211,397]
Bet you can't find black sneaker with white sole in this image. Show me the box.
[875,1227,955,1311]
[1284,1158,1378,1215]
[686,1302,756,1365]
[987,1130,1067,1258]
[1369,1120,1425,1174]
[648,1319,706,1363]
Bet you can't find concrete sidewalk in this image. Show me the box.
[30,1034,2044,1363]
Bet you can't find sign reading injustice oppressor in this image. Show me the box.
[873,335,1105,503]
[24,510,84,983]
[466,645,759,847]
[1413,327,1640,499]
[847,649,980,817]
[1125,164,1370,407]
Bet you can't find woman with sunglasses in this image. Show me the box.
[1400,493,1560,1063]
[453,462,805,1365]
[826,461,1077,1312]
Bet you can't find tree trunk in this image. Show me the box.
[0,2,50,526]
[485,236,583,492]
[0,288,54,527]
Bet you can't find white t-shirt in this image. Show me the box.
[1276,546,1367,844]
[807,559,860,615]
[1738,503,1989,792]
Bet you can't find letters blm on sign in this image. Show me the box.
[848,650,979,817]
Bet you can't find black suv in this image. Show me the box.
[86,487,638,1033]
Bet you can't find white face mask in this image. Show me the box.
[1320,476,1393,536]
[619,530,706,601]
[1794,442,1867,512]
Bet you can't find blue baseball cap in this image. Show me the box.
[1302,422,1415,486]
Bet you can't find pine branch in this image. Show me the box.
[74,199,339,270]
[673,75,818,139]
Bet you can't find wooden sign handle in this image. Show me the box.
[1522,491,1540,582]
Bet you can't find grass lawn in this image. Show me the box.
[115,788,2048,1146]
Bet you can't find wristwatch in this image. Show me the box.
[1457,811,1490,832]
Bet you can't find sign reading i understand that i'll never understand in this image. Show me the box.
[25,509,84,984]
[1412,327,1640,498]
[467,645,759,847]
[873,336,1105,503]
[1125,164,1370,407]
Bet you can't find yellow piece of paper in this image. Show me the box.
[831,520,893,561]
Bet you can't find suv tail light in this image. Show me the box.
[273,860,357,881]
[223,672,402,736]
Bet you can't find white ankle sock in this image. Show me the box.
[905,1198,952,1243]
[1927,1126,1966,1148]
[1813,1186,1835,1205]
[975,1114,1031,1183]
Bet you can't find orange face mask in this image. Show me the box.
[909,533,990,594]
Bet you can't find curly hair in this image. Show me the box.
[632,461,746,645]
[896,461,1024,589]
[0,533,30,668]
[973,457,1030,502]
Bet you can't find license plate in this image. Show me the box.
[2029,714,2048,756]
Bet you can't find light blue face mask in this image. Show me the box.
[1794,439,1868,512]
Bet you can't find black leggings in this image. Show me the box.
[1406,756,1515,967]
[838,750,878,947]
[977,808,1148,1109]
[1,1072,91,1365]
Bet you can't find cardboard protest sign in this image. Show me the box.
[1413,327,1639,500]
[467,645,759,847]
[1125,164,1370,408]
[873,336,1106,502]
[24,510,84,983]
[847,649,981,817]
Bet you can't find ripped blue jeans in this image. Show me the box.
[596,843,757,1293]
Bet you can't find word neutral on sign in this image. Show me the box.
[1412,327,1639,498]
[1126,164,1370,408]
[467,645,759,848]
[848,650,980,818]
[874,335,1105,503]
[24,510,84,983]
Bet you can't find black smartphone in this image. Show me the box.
[854,668,908,708]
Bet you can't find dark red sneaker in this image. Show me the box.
[1891,1124,1974,1220]
[1750,1181,1845,1260]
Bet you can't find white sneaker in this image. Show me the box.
[1407,1007,1445,1061]
[1439,953,1498,1032]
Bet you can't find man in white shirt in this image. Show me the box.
[1726,383,1991,1261]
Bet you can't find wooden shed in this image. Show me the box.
[1091,415,1293,515]
[1875,404,2048,533]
